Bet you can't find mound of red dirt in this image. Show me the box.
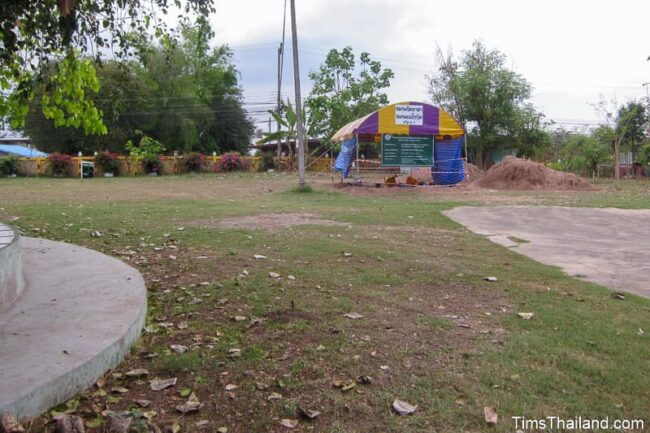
[463,162,484,184]
[474,156,595,191]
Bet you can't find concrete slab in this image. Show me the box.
[444,206,650,298]
[0,237,147,420]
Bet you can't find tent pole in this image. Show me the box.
[464,133,468,164]
[356,133,360,179]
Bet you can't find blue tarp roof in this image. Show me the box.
[0,145,48,157]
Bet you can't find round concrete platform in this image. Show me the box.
[0,237,147,420]
[0,223,23,312]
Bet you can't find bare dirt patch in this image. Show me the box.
[474,156,596,191]
[190,212,350,230]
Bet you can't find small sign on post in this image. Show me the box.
[381,134,434,167]
[78,152,83,180]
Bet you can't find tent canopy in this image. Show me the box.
[331,101,464,143]
[0,144,48,157]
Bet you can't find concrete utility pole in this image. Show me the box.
[290,0,306,188]
[277,43,283,157]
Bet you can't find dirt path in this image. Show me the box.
[444,206,650,298]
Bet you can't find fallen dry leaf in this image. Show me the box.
[170,344,188,354]
[0,413,25,433]
[175,393,203,414]
[125,368,149,378]
[517,312,534,320]
[280,419,299,428]
[149,377,177,391]
[356,375,373,385]
[484,406,498,425]
[111,386,129,394]
[269,272,281,278]
[343,312,364,320]
[298,407,321,420]
[392,399,417,416]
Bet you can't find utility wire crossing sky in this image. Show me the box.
[208,0,650,130]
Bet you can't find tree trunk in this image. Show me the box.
[614,137,621,189]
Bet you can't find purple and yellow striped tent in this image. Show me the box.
[331,102,466,185]
[331,101,465,142]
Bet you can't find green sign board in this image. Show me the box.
[381,134,434,166]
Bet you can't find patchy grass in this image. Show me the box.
[0,174,648,433]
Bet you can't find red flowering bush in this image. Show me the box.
[218,152,242,172]
[184,152,206,173]
[95,151,120,174]
[48,152,72,176]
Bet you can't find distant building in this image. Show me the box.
[251,138,329,157]
[0,131,47,157]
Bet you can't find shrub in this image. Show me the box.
[260,152,276,171]
[184,152,206,173]
[0,155,20,176]
[95,151,119,174]
[219,152,242,172]
[143,154,163,174]
[126,135,165,158]
[48,152,72,176]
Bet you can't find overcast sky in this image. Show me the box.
[210,0,650,132]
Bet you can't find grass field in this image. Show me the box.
[1,174,649,432]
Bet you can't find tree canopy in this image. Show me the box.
[22,21,253,155]
[306,47,394,140]
[616,101,647,158]
[1,0,213,131]
[427,41,547,167]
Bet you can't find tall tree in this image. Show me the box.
[306,47,394,140]
[134,21,253,154]
[594,98,647,186]
[616,102,647,162]
[0,0,213,132]
[23,61,150,154]
[427,41,547,167]
[22,21,253,155]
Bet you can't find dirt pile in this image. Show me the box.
[463,162,484,183]
[474,156,595,191]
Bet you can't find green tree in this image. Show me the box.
[23,61,150,154]
[1,0,213,131]
[427,41,547,168]
[306,47,394,140]
[595,98,648,186]
[22,21,253,155]
[559,133,610,179]
[616,102,647,161]
[134,21,253,154]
